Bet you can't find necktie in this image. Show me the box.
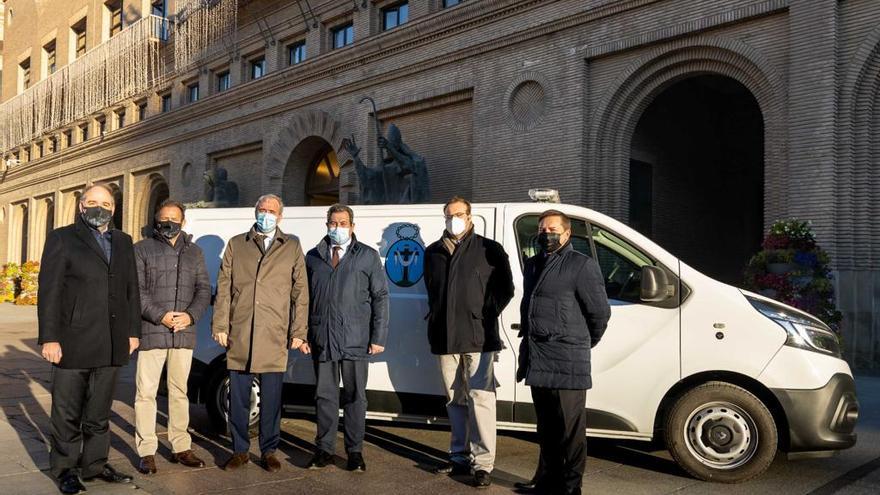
[332,246,341,269]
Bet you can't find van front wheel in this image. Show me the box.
[665,382,777,483]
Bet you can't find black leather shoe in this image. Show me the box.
[474,470,491,488]
[306,450,334,469]
[58,472,86,494]
[433,461,470,475]
[83,464,133,483]
[514,479,538,490]
[346,452,366,472]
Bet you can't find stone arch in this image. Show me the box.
[135,172,170,238]
[262,109,354,205]
[838,26,880,270]
[586,36,786,225]
[32,196,55,261]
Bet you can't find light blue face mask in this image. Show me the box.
[328,227,350,246]
[255,212,277,233]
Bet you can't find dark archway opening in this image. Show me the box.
[629,75,764,285]
[283,136,340,206]
[147,179,170,227]
[20,205,29,263]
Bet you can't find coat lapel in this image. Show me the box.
[74,219,110,266]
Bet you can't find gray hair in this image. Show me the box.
[326,203,354,224]
[255,194,284,215]
[80,183,116,205]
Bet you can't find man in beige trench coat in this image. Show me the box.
[212,194,309,472]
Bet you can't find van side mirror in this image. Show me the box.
[641,265,673,302]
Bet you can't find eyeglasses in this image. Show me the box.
[444,212,468,220]
[327,221,351,228]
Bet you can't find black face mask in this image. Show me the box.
[537,232,562,253]
[81,206,113,228]
[155,221,182,240]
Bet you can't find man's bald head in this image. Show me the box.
[80,183,115,207]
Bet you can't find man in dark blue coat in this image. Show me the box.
[517,209,611,495]
[38,184,141,494]
[303,204,389,472]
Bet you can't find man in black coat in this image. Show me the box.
[303,204,389,472]
[517,209,611,495]
[423,196,514,488]
[133,199,211,475]
[37,184,141,495]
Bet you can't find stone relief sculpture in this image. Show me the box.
[202,167,240,207]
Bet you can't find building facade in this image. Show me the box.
[0,0,878,369]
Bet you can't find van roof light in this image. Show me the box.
[529,188,560,203]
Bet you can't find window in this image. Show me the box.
[443,0,461,6]
[187,83,199,103]
[332,23,354,49]
[116,109,126,129]
[513,214,656,303]
[514,214,591,262]
[216,70,231,92]
[591,225,653,303]
[72,18,87,58]
[44,40,57,75]
[97,118,106,136]
[19,58,31,92]
[137,102,147,121]
[38,141,45,158]
[287,41,306,66]
[383,2,409,30]
[107,1,123,38]
[80,124,90,142]
[249,57,266,80]
[49,137,57,154]
[63,130,73,147]
[161,93,172,112]
[150,0,165,17]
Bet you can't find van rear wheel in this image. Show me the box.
[205,366,260,437]
[665,382,777,483]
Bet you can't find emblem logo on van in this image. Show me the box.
[385,224,424,287]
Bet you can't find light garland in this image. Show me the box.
[0,0,240,154]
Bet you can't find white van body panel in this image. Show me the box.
[185,203,851,443]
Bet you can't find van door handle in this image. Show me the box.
[511,323,521,330]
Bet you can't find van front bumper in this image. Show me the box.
[771,372,859,452]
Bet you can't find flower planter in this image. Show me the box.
[791,276,813,289]
[767,262,797,275]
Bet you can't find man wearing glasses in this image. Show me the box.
[423,197,514,488]
[303,204,389,472]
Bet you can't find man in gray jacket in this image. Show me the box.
[303,204,389,472]
[133,200,211,475]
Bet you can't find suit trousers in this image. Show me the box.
[134,348,194,456]
[49,366,119,479]
[228,370,283,455]
[532,387,587,495]
[438,352,497,472]
[313,359,368,455]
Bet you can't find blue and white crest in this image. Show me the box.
[384,224,424,287]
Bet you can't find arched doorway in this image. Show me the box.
[107,183,124,231]
[19,204,29,263]
[45,199,55,237]
[283,136,340,206]
[144,174,170,233]
[629,75,764,284]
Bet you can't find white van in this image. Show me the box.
[183,202,858,483]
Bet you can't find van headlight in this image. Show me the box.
[746,296,841,358]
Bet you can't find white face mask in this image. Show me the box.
[445,216,467,237]
[328,226,350,246]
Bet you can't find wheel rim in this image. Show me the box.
[218,376,261,424]
[683,401,758,470]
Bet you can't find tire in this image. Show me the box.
[205,365,260,437]
[664,381,777,483]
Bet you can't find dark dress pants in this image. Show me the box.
[49,366,120,479]
[532,387,588,495]
[228,370,283,455]
[314,359,368,455]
